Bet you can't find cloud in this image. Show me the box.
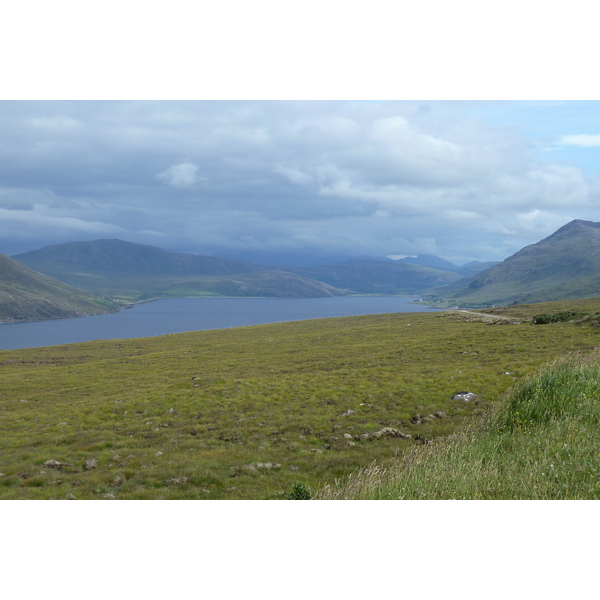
[157,162,203,187]
[1,100,600,263]
[557,134,600,147]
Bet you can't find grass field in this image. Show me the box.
[1,299,600,499]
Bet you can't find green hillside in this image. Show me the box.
[286,260,462,294]
[0,254,119,323]
[12,239,344,301]
[2,296,599,499]
[431,220,600,307]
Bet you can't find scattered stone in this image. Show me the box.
[155,451,164,457]
[104,493,116,499]
[57,422,68,426]
[167,408,176,414]
[343,433,353,439]
[434,411,448,419]
[451,391,479,402]
[165,476,188,485]
[44,460,63,470]
[0,473,5,477]
[255,462,281,470]
[84,458,98,470]
[289,466,299,472]
[111,474,126,487]
[342,409,355,416]
[411,415,422,424]
[20,400,27,403]
[64,493,77,500]
[372,427,411,439]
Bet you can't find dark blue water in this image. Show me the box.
[0,296,445,351]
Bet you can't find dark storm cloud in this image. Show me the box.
[1,100,598,263]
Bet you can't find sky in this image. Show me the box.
[1,100,600,265]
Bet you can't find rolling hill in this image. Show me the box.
[12,239,345,301]
[0,253,119,323]
[285,259,463,294]
[430,219,600,306]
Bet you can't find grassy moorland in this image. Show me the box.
[1,298,600,500]
[318,351,600,500]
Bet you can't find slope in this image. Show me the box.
[431,219,600,307]
[284,260,462,294]
[12,239,345,301]
[0,254,119,323]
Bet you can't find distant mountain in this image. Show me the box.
[397,254,498,276]
[430,219,600,307]
[456,261,499,277]
[12,239,345,301]
[14,239,263,278]
[214,250,392,267]
[397,254,459,272]
[0,253,119,323]
[284,260,462,294]
[155,269,345,299]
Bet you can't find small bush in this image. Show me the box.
[533,311,589,324]
[288,482,311,500]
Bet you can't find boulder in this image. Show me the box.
[451,391,479,402]
[44,460,63,470]
[372,427,411,439]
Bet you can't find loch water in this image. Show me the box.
[0,296,446,351]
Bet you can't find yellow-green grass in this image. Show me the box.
[317,351,600,500]
[1,299,600,500]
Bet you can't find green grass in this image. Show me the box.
[317,351,600,499]
[2,298,600,499]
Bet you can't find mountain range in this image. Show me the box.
[7,219,600,322]
[11,239,475,302]
[427,219,600,307]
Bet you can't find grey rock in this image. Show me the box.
[343,433,353,439]
[451,391,479,402]
[372,427,411,439]
[44,460,63,469]
[167,408,176,414]
[165,476,188,485]
[84,458,98,470]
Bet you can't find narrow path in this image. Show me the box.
[454,310,519,322]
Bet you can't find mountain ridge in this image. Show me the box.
[430,219,600,306]
[0,253,119,323]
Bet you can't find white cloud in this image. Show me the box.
[557,134,600,147]
[157,163,203,187]
[2,101,600,263]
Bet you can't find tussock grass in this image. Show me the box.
[317,352,600,499]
